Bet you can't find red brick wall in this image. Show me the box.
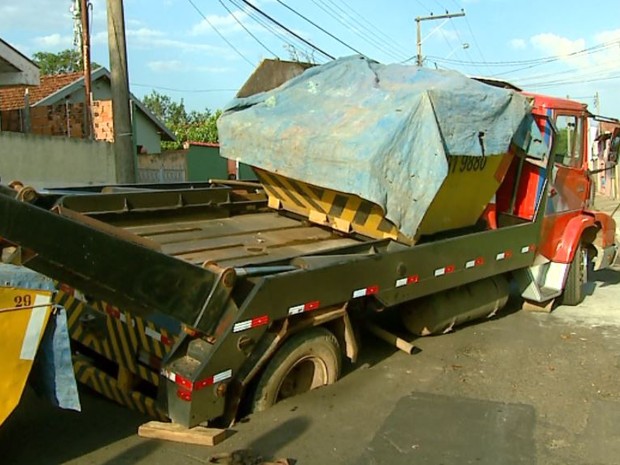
[0,100,114,141]
[92,100,114,142]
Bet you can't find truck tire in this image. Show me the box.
[252,327,341,413]
[561,243,589,306]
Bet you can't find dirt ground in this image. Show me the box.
[2,266,620,465]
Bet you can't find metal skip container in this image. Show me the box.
[218,56,545,243]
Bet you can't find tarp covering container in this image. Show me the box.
[218,56,546,241]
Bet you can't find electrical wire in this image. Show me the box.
[238,0,335,60]
[275,0,365,56]
[448,17,482,75]
[217,0,279,58]
[186,0,255,67]
[131,83,240,93]
[323,0,410,58]
[462,14,490,74]
[427,39,620,67]
[228,0,325,63]
[309,0,404,61]
[527,72,620,89]
[320,0,408,60]
[415,0,432,14]
[338,0,412,58]
[513,61,620,88]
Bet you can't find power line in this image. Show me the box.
[132,83,239,93]
[338,0,412,58]
[228,0,326,63]
[515,61,617,86]
[309,0,404,61]
[322,0,409,58]
[275,0,365,56]
[186,0,255,67]
[527,72,620,89]
[448,17,482,75]
[427,39,620,68]
[462,13,490,74]
[489,41,618,78]
[217,0,279,58]
[415,0,432,14]
[513,62,620,88]
[238,0,335,60]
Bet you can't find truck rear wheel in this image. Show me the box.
[252,327,341,413]
[561,243,589,306]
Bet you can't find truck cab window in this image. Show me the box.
[551,115,583,168]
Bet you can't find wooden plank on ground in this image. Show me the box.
[138,421,229,446]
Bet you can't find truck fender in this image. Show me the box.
[585,210,617,248]
[553,215,597,264]
[586,210,618,271]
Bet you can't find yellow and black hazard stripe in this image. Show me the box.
[54,288,176,388]
[256,169,410,244]
[74,357,167,420]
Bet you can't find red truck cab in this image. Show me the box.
[498,92,617,306]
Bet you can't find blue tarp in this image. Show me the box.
[218,56,546,237]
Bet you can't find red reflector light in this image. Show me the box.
[105,304,120,319]
[175,374,193,390]
[194,377,214,390]
[252,315,269,327]
[176,388,192,402]
[367,285,379,295]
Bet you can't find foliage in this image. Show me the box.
[32,49,100,75]
[141,90,220,150]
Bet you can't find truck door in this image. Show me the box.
[538,112,590,260]
[547,113,589,213]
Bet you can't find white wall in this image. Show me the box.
[0,131,117,188]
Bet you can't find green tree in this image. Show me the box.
[32,49,100,75]
[142,90,220,150]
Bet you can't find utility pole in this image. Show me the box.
[415,10,466,67]
[80,0,93,139]
[106,0,136,183]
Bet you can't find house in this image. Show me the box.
[0,38,39,87]
[187,142,257,181]
[0,67,174,154]
[592,120,620,199]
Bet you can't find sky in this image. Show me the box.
[2,0,620,116]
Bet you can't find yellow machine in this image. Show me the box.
[0,287,53,425]
[257,152,514,245]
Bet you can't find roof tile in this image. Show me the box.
[0,72,82,110]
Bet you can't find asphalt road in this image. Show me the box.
[2,267,620,465]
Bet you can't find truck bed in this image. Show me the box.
[128,212,359,268]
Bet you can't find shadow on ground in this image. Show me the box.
[0,386,151,465]
[592,267,620,287]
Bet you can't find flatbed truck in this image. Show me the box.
[0,91,616,429]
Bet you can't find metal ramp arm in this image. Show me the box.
[0,189,221,329]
